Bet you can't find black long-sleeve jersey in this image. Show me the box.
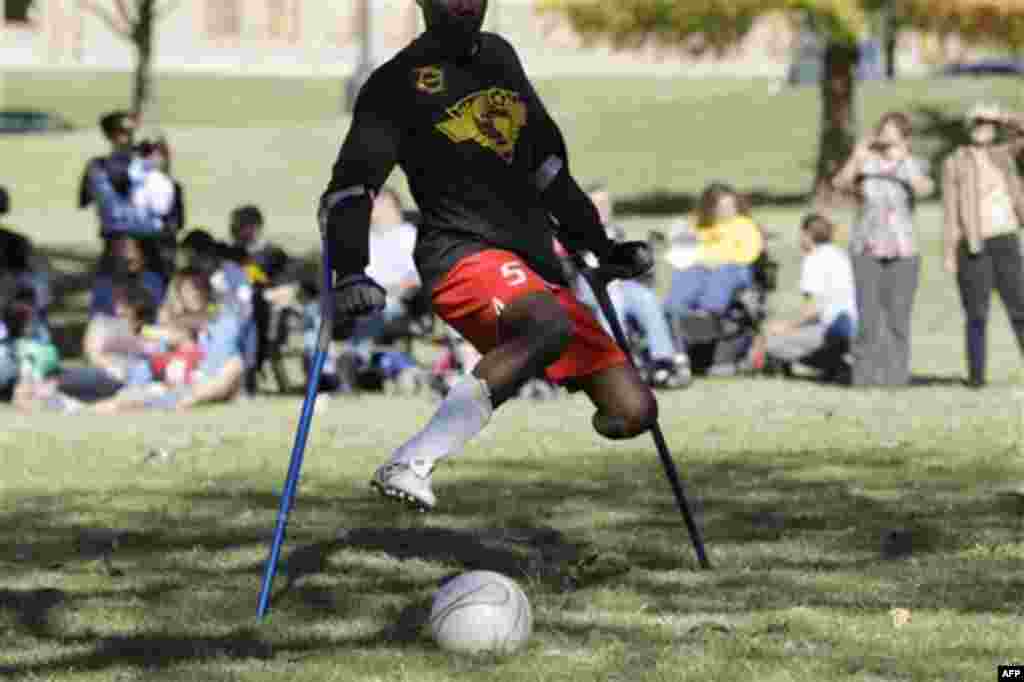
[320,31,612,294]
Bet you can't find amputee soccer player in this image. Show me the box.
[319,0,659,511]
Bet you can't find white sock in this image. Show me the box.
[391,374,493,470]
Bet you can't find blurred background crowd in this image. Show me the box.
[1,101,1022,414]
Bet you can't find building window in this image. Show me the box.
[267,0,300,42]
[206,0,241,39]
[5,0,35,24]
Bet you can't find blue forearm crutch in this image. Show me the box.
[256,243,334,621]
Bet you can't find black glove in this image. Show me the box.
[333,274,386,319]
[598,241,654,281]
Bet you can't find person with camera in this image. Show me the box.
[942,103,1024,388]
[833,111,935,387]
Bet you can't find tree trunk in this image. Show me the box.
[132,0,156,123]
[885,34,897,79]
[814,42,859,207]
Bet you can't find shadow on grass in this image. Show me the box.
[1,448,1022,676]
[777,372,966,388]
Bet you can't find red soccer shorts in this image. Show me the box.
[432,249,627,385]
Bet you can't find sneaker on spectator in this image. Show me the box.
[650,354,691,389]
[708,362,737,378]
[44,393,83,415]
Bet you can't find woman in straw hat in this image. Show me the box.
[942,103,1024,388]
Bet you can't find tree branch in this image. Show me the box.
[155,0,183,19]
[113,0,138,26]
[78,0,132,36]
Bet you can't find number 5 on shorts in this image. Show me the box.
[501,261,527,287]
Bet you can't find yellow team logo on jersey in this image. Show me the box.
[413,65,446,95]
[436,88,527,164]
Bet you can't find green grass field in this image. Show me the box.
[2,70,1024,681]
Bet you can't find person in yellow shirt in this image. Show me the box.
[664,183,763,319]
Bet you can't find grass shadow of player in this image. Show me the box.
[276,524,612,610]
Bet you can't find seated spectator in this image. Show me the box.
[178,229,258,382]
[89,235,166,320]
[81,281,159,387]
[228,205,291,285]
[663,182,763,321]
[1,195,52,329]
[180,230,253,316]
[156,267,216,343]
[336,187,420,361]
[59,282,161,404]
[748,214,857,382]
[298,189,419,394]
[225,205,301,389]
[567,183,690,389]
[91,273,247,413]
[1,275,59,404]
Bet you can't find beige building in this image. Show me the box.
[0,0,875,78]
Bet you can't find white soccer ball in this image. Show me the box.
[428,570,533,655]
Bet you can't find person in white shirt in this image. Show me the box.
[749,214,857,381]
[308,187,420,367]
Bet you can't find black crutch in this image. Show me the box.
[575,255,711,569]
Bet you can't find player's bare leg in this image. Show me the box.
[577,363,658,440]
[372,291,573,510]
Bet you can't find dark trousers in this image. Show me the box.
[851,254,920,386]
[957,233,1024,384]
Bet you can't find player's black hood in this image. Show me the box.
[417,0,488,58]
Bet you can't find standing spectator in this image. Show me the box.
[663,183,763,322]
[941,103,1024,388]
[748,214,857,382]
[78,111,139,239]
[80,112,176,295]
[834,111,935,387]
[138,136,187,276]
[142,136,186,234]
[571,183,690,389]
